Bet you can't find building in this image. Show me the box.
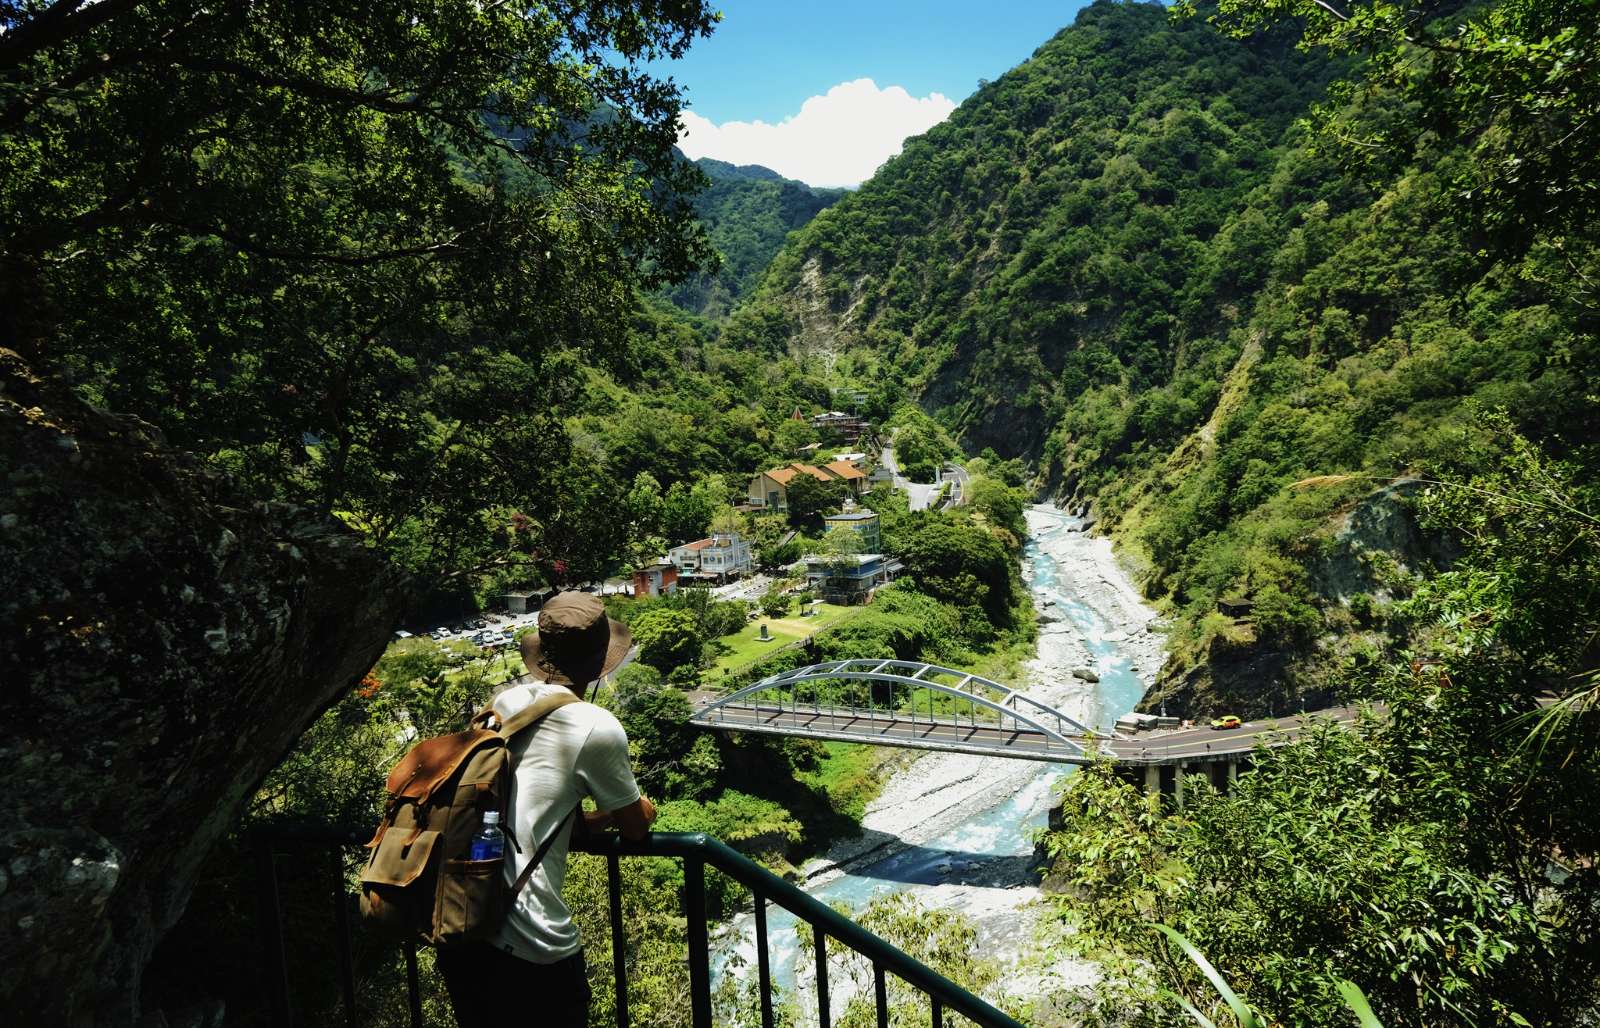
[747,461,867,510]
[823,509,881,552]
[803,553,901,603]
[631,562,678,598]
[832,452,867,466]
[503,590,539,615]
[809,410,870,442]
[669,533,754,581]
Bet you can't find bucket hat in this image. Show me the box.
[519,591,633,686]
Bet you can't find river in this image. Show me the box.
[716,504,1165,1015]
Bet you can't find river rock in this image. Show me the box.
[1072,667,1100,683]
[0,350,407,1026]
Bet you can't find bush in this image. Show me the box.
[631,607,702,672]
[759,587,791,618]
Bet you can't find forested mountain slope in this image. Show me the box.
[727,0,1600,712]
[664,158,844,316]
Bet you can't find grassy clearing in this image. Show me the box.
[706,601,863,676]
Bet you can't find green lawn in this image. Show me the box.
[707,601,861,677]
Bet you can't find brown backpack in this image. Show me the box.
[359,690,579,946]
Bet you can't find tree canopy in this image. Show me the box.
[2,0,718,582]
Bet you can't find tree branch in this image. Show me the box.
[0,0,146,73]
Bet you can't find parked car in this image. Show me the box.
[392,630,413,640]
[1210,715,1243,730]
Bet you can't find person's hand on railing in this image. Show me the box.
[583,796,657,840]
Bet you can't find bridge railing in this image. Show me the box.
[251,823,1023,1028]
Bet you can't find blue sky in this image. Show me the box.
[652,1,1093,187]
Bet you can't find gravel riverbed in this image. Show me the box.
[733,504,1167,1015]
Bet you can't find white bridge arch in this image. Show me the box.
[690,659,1113,763]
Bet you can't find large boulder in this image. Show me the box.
[0,351,407,1027]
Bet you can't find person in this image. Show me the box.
[437,591,657,1028]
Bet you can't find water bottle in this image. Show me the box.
[470,810,505,862]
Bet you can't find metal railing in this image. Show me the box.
[252,824,1023,1028]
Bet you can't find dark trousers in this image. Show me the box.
[436,942,591,1028]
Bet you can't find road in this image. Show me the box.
[880,445,950,511]
[693,699,1369,766]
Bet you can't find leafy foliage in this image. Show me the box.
[664,159,845,315]
[1041,434,1600,1026]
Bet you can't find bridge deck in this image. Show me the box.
[692,701,1368,765]
[691,702,1097,763]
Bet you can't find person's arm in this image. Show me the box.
[574,713,654,839]
[580,795,656,838]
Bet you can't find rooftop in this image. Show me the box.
[825,511,879,522]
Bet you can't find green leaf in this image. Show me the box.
[1336,979,1385,1027]
[1154,924,1264,1027]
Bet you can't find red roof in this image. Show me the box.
[823,460,866,481]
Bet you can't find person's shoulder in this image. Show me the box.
[491,680,536,718]
[567,700,627,737]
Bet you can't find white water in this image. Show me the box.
[714,504,1165,1014]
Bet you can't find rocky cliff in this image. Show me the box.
[0,351,407,1026]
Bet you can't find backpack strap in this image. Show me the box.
[493,689,581,740]
[508,804,580,901]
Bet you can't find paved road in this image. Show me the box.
[693,700,1368,766]
[880,445,939,511]
[1105,706,1365,763]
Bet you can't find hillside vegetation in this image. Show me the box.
[663,158,844,316]
[725,0,1600,712]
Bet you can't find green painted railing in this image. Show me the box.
[252,825,1023,1028]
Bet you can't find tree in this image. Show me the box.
[630,607,702,672]
[759,587,791,619]
[1041,428,1600,1026]
[1189,0,1600,253]
[784,474,849,528]
[2,0,719,580]
[895,517,1014,625]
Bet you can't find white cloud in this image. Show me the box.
[676,78,956,189]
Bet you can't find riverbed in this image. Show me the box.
[717,504,1165,1016]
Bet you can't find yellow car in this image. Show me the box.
[1210,715,1243,730]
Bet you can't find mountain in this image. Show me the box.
[724,0,1600,712]
[665,158,845,316]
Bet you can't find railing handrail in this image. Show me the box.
[572,831,1025,1028]
[250,822,1024,1028]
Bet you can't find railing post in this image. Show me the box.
[330,850,356,1028]
[873,963,888,1028]
[755,895,775,1028]
[932,996,943,1028]
[607,853,629,1028]
[252,834,292,1028]
[815,929,831,1028]
[683,858,713,1028]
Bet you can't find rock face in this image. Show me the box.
[0,351,408,1027]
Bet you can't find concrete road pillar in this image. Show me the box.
[1143,763,1160,796]
[1174,763,1186,811]
[1227,760,1239,789]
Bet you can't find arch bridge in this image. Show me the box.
[691,659,1114,763]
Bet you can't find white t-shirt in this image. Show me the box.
[489,679,641,963]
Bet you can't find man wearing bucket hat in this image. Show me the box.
[438,591,657,1027]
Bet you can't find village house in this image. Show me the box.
[747,461,868,510]
[823,509,882,552]
[668,532,754,581]
[631,562,678,598]
[803,552,901,603]
[809,410,870,442]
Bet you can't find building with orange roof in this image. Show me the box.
[747,461,867,510]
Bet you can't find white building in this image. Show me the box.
[668,533,754,581]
